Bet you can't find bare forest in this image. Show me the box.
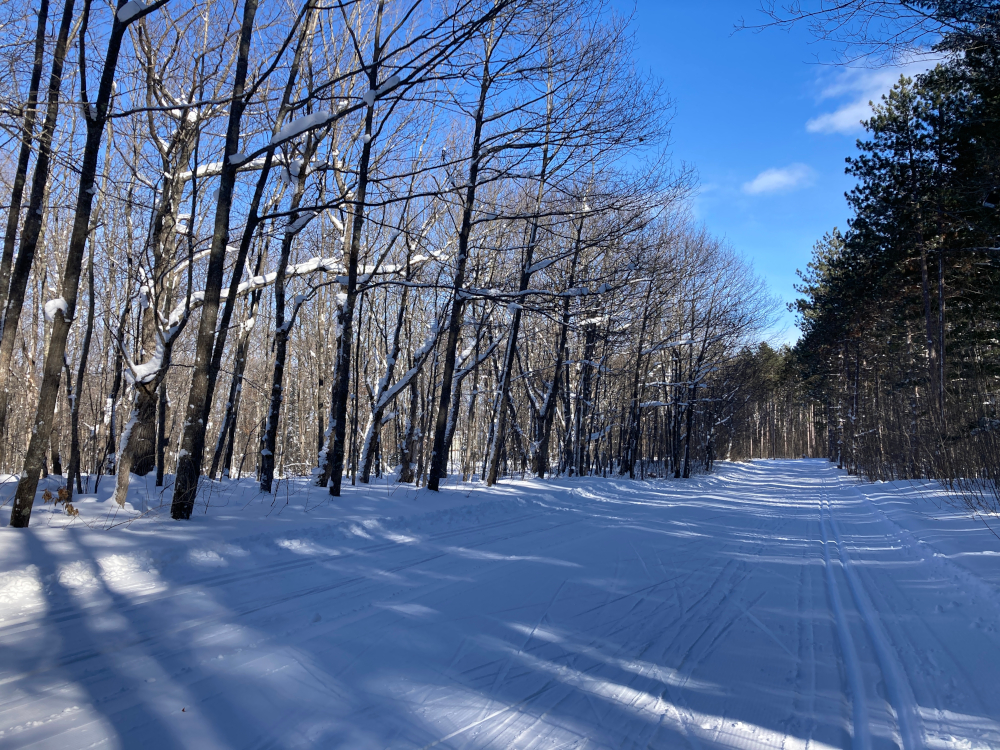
[0,0,777,527]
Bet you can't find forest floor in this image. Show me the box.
[1,460,999,749]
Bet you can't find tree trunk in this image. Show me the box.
[574,324,597,476]
[359,285,409,483]
[623,284,654,478]
[210,249,266,480]
[426,55,491,492]
[0,0,76,469]
[260,186,311,492]
[0,0,49,323]
[10,1,133,527]
[66,238,97,499]
[170,0,260,520]
[398,366,420,484]
[328,8,384,496]
[531,215,583,477]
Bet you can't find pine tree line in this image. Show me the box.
[756,10,1000,515]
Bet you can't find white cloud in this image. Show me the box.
[806,58,939,135]
[806,100,874,135]
[742,163,815,195]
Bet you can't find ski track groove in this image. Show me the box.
[833,477,1000,744]
[824,478,922,750]
[3,462,999,749]
[0,516,588,697]
[819,488,871,750]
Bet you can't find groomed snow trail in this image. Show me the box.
[1,460,999,749]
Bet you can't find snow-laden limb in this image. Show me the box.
[270,112,335,146]
[361,74,401,108]
[126,336,165,386]
[168,245,238,279]
[372,321,443,414]
[166,250,444,327]
[286,212,316,234]
[117,0,145,22]
[43,298,69,323]
[378,74,400,94]
[174,156,282,182]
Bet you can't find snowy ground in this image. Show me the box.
[1,460,999,749]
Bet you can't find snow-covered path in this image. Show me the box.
[1,460,999,749]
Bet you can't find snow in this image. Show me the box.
[270,112,333,145]
[127,336,165,385]
[116,0,145,22]
[378,74,400,94]
[1,461,1000,748]
[165,248,438,326]
[42,298,69,323]
[286,211,316,234]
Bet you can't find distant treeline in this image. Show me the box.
[745,17,1000,515]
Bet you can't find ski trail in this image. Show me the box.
[5,461,999,749]
[819,494,871,750]
[824,482,923,750]
[739,604,798,661]
[841,476,1000,611]
[0,509,560,636]
[0,517,584,689]
[474,578,568,726]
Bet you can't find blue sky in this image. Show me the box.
[615,1,933,343]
